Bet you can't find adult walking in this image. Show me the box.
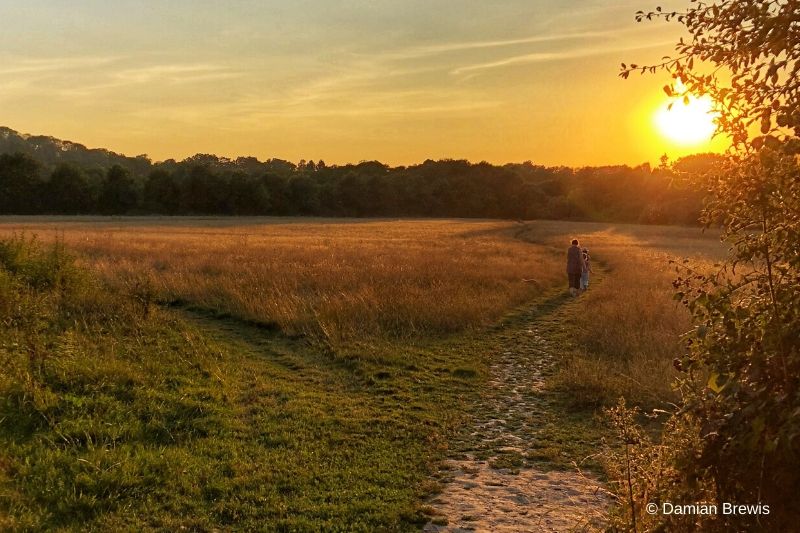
[566,239,583,297]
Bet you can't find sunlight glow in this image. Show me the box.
[654,93,717,146]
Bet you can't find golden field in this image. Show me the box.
[0,218,565,347]
[517,221,725,406]
[0,217,725,405]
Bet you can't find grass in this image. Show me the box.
[0,236,493,531]
[0,217,563,348]
[515,221,724,408]
[0,217,727,530]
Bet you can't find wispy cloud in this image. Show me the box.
[0,56,245,100]
[111,63,242,85]
[383,30,615,60]
[0,56,118,76]
[451,39,675,75]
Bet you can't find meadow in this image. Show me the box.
[0,217,724,530]
[0,218,565,347]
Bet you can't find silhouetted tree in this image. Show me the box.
[181,165,228,214]
[227,173,270,215]
[99,165,138,214]
[0,153,42,214]
[288,175,320,214]
[47,164,93,214]
[143,169,181,214]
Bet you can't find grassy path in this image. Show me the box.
[172,306,480,531]
[423,284,609,532]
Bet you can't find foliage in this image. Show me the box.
[0,127,711,223]
[622,0,800,150]
[611,1,800,530]
[0,153,42,215]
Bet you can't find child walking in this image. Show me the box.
[581,248,592,291]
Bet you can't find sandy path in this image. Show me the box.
[424,295,609,532]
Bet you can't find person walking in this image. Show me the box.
[580,247,592,291]
[566,239,583,297]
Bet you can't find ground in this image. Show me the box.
[423,287,610,532]
[0,217,722,531]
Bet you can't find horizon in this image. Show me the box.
[0,123,718,170]
[0,1,728,167]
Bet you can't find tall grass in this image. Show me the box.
[0,219,564,347]
[0,218,725,408]
[528,224,724,408]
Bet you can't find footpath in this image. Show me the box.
[423,289,609,532]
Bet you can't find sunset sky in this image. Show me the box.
[0,0,727,166]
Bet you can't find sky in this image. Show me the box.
[0,1,728,166]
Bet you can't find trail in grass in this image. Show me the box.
[423,287,609,533]
[174,306,475,530]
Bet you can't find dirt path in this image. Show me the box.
[423,292,609,532]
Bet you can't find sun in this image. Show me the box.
[654,94,717,146]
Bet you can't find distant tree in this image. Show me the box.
[261,172,291,215]
[287,175,320,214]
[130,154,152,177]
[671,153,725,175]
[47,164,93,214]
[180,165,229,214]
[335,172,369,216]
[143,169,181,214]
[227,173,270,215]
[263,158,296,178]
[234,156,266,176]
[183,154,222,168]
[0,127,151,177]
[0,152,42,214]
[365,174,398,216]
[99,165,139,214]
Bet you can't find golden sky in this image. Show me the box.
[0,1,727,166]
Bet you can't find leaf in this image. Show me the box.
[708,372,727,394]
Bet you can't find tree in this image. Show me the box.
[99,165,139,214]
[47,164,93,214]
[143,169,181,214]
[261,172,291,215]
[0,153,42,214]
[180,165,228,214]
[613,1,800,530]
[287,175,320,214]
[227,173,270,215]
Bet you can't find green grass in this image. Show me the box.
[0,237,484,531]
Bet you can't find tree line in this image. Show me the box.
[0,148,718,224]
[0,125,714,223]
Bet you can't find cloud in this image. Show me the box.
[450,39,675,75]
[111,63,242,85]
[0,56,245,100]
[0,55,118,76]
[382,30,615,61]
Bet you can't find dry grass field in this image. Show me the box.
[0,218,565,347]
[516,221,725,406]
